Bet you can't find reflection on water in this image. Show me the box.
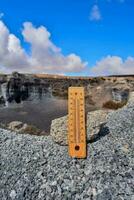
[0,97,68,132]
[0,96,93,133]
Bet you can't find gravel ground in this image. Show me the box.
[0,101,134,200]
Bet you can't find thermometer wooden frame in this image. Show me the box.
[68,87,86,158]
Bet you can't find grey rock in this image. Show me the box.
[0,95,134,199]
[96,188,112,200]
[8,121,24,131]
[50,109,111,145]
[112,87,129,102]
[86,109,111,141]
[50,116,68,145]
[9,190,17,200]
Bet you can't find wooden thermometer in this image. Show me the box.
[68,87,86,158]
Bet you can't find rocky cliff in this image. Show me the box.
[0,72,134,109]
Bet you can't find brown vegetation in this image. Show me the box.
[103,100,127,110]
[21,125,44,136]
[52,90,68,98]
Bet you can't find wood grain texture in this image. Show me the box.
[68,87,86,158]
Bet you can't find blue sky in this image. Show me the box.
[0,0,134,76]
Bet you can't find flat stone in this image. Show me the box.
[50,109,111,145]
[8,121,24,131]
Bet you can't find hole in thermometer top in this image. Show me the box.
[68,87,86,159]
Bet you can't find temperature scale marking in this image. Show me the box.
[68,87,86,158]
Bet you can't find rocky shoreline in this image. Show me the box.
[0,93,134,200]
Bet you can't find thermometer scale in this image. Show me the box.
[68,87,86,158]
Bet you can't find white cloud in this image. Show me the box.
[0,12,4,19]
[0,21,30,73]
[0,21,133,76]
[90,55,134,76]
[90,0,125,22]
[89,5,102,21]
[0,21,87,74]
